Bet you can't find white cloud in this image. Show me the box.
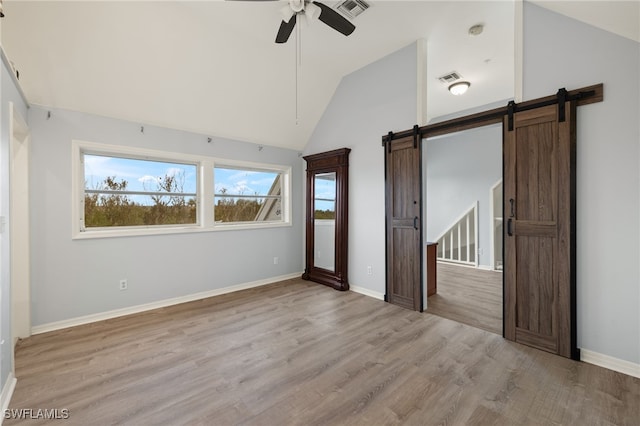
[165,167,184,177]
[138,175,160,185]
[84,155,137,179]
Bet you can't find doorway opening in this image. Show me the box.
[385,83,600,359]
[10,102,31,357]
[423,123,502,334]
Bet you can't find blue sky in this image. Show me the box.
[214,168,278,196]
[84,155,197,193]
[84,155,278,199]
[314,173,335,211]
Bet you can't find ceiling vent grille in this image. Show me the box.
[337,0,370,19]
[438,72,462,84]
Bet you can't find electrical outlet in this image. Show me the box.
[367,265,372,275]
[119,279,128,291]
[273,257,279,265]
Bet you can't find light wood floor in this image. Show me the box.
[8,278,639,425]
[427,262,503,335]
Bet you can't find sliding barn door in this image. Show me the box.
[385,135,423,311]
[503,101,577,359]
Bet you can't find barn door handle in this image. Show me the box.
[508,198,515,236]
[413,216,419,230]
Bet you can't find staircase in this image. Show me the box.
[435,203,478,266]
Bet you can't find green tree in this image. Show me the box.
[144,171,195,225]
[314,209,335,220]
[84,176,141,227]
[84,172,196,228]
[214,188,262,223]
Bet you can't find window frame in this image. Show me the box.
[72,140,292,239]
[213,164,285,225]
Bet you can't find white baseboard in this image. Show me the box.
[32,272,302,335]
[0,373,17,425]
[350,285,385,301]
[580,348,640,378]
[477,265,496,271]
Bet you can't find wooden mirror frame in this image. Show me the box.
[302,148,350,291]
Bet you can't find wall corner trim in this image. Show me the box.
[416,38,428,126]
[350,285,385,301]
[580,348,640,378]
[514,0,524,103]
[31,272,303,335]
[1,373,17,424]
[1,47,30,107]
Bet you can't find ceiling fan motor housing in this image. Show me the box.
[290,0,305,13]
[276,0,356,44]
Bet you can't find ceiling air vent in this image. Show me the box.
[438,72,462,84]
[337,0,370,19]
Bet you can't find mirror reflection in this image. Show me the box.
[313,172,336,271]
[302,148,349,291]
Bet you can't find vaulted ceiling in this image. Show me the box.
[2,1,638,150]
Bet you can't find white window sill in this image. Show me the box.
[72,221,292,240]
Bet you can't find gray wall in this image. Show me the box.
[28,105,303,326]
[425,124,502,267]
[304,42,418,295]
[1,56,29,389]
[523,3,639,364]
[305,4,640,366]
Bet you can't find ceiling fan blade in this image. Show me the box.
[312,1,355,36]
[276,14,297,44]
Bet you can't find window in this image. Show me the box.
[214,167,282,223]
[72,140,291,239]
[83,155,197,228]
[314,172,336,220]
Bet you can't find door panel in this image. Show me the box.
[385,136,422,311]
[504,102,576,359]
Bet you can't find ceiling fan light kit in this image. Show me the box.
[304,2,321,21]
[275,0,355,44]
[281,5,295,23]
[230,0,357,122]
[229,0,356,43]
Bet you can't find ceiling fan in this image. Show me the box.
[231,0,356,43]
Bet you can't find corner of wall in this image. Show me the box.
[0,373,16,424]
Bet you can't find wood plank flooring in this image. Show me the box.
[427,262,503,335]
[7,278,639,425]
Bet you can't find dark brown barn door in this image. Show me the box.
[385,135,423,311]
[504,101,577,359]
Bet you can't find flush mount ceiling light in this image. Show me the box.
[448,81,470,96]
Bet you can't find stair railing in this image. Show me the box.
[435,202,478,266]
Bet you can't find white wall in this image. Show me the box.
[304,42,418,296]
[314,220,335,271]
[28,105,304,327]
[0,53,28,393]
[524,3,639,364]
[425,124,502,267]
[305,4,639,367]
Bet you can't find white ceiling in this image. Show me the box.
[530,0,639,43]
[2,1,637,151]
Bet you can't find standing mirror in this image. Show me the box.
[302,148,350,291]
